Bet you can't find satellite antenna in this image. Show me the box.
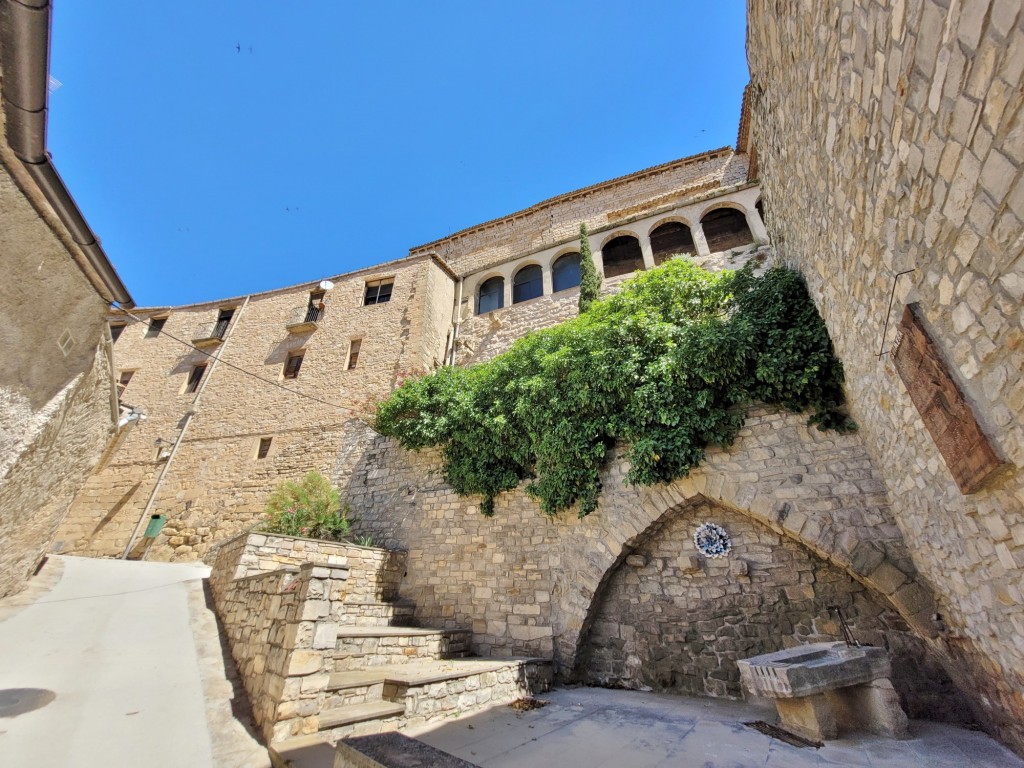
[318,280,335,291]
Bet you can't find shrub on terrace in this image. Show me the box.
[262,470,351,541]
[376,258,852,518]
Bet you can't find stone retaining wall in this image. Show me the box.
[747,0,1024,750]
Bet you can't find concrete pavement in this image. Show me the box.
[0,555,267,768]
[407,687,1024,768]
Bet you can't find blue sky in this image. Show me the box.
[49,2,749,307]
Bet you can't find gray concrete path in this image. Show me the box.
[407,687,1024,768]
[0,555,267,768]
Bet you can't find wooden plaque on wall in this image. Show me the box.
[891,303,1003,494]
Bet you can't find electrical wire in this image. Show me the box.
[113,303,366,415]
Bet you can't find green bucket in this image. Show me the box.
[144,514,168,538]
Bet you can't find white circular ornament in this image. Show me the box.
[693,522,732,558]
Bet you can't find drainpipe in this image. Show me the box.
[120,296,250,559]
[0,0,134,307]
[448,277,464,366]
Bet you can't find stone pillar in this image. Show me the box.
[639,238,656,270]
[691,222,711,257]
[746,208,770,244]
[503,278,513,309]
[775,693,837,742]
[594,248,607,279]
[542,266,553,295]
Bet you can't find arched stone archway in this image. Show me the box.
[547,409,937,676]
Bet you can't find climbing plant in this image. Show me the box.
[578,223,601,312]
[376,259,852,518]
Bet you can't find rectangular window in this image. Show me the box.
[212,308,235,339]
[256,437,272,459]
[184,364,206,394]
[116,371,134,399]
[284,352,304,379]
[305,291,326,323]
[146,317,167,338]
[364,279,393,306]
[347,339,362,370]
[110,323,126,342]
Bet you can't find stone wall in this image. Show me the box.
[0,163,118,598]
[578,498,969,723]
[747,0,1024,750]
[339,408,937,675]
[55,256,453,562]
[209,532,405,743]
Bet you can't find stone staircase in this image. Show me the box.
[209,531,551,754]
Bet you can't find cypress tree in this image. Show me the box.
[578,223,601,312]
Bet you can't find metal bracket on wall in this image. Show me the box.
[876,269,917,358]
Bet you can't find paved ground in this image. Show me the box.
[0,555,267,768]
[407,687,1024,768]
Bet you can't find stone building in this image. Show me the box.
[50,0,1024,755]
[54,143,766,562]
[0,0,134,597]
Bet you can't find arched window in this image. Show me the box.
[477,276,504,314]
[700,207,754,252]
[601,235,644,278]
[512,264,543,304]
[650,222,695,265]
[551,253,581,292]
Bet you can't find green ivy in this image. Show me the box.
[376,259,853,518]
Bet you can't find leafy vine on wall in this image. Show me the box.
[376,258,853,518]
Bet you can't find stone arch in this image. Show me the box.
[599,233,645,278]
[512,263,544,304]
[649,219,696,264]
[700,206,755,252]
[550,252,582,293]
[476,275,505,314]
[549,409,937,676]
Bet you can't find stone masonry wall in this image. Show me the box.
[55,256,452,562]
[578,498,970,723]
[748,0,1024,750]
[0,340,115,597]
[411,151,750,276]
[209,532,405,743]
[338,408,937,678]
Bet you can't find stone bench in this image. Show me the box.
[737,641,909,742]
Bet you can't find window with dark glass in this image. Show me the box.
[146,317,167,338]
[257,438,272,459]
[477,276,504,314]
[184,364,206,394]
[601,236,644,278]
[347,339,361,370]
[305,292,326,323]
[551,253,581,292]
[110,323,126,342]
[512,265,543,304]
[364,280,393,306]
[116,371,134,399]
[213,308,235,339]
[284,352,304,379]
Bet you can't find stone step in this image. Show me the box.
[332,627,472,670]
[336,599,418,627]
[318,700,406,730]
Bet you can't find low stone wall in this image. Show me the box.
[209,532,409,743]
[210,530,406,602]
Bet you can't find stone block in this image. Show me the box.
[313,622,339,649]
[287,650,324,676]
[776,693,837,742]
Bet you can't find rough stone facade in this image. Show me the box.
[338,409,937,672]
[54,256,454,561]
[577,498,968,724]
[747,0,1024,750]
[0,161,120,597]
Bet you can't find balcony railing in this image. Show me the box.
[191,319,230,347]
[285,304,324,334]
